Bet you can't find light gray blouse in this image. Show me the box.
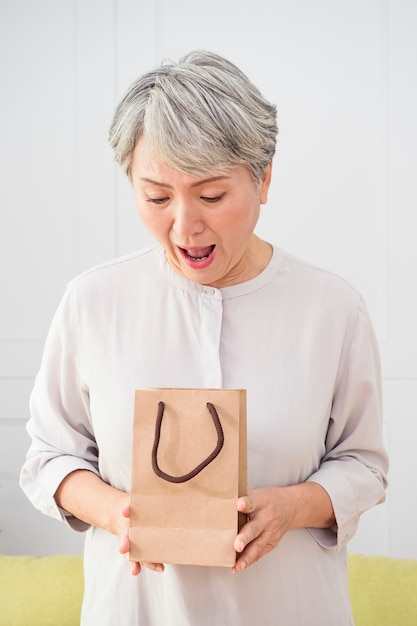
[21,244,388,625]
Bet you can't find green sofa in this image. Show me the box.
[0,553,416,625]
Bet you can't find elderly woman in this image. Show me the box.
[21,51,388,625]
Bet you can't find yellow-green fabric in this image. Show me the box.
[1,552,417,625]
[348,553,417,626]
[0,554,83,626]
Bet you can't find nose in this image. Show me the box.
[172,200,205,238]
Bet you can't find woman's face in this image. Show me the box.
[130,137,272,288]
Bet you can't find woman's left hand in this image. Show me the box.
[232,483,335,573]
[232,487,295,572]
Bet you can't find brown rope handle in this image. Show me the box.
[151,401,224,483]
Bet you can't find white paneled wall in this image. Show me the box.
[1,0,416,559]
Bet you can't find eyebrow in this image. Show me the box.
[139,175,231,189]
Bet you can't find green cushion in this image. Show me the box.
[1,552,417,625]
[0,554,83,626]
[348,553,417,626]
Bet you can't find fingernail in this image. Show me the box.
[236,540,244,552]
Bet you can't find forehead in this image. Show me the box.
[131,136,239,184]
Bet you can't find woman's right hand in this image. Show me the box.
[55,470,165,576]
[118,502,165,575]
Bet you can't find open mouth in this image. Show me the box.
[180,245,216,262]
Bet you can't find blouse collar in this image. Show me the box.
[154,243,284,300]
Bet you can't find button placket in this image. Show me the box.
[200,289,223,387]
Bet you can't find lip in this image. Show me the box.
[178,245,216,270]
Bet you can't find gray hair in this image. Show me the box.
[109,50,278,184]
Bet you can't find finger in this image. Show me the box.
[129,560,141,576]
[234,515,261,553]
[237,496,254,514]
[119,533,130,555]
[121,503,130,518]
[141,561,165,573]
[232,554,247,573]
[233,531,271,573]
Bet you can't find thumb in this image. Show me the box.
[237,495,254,515]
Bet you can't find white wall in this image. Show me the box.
[1,0,416,559]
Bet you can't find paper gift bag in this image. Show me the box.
[129,388,247,567]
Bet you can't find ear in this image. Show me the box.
[259,161,273,205]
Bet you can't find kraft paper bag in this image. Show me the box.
[129,388,247,567]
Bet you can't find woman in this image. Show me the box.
[21,50,388,625]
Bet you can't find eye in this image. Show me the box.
[201,194,224,204]
[146,197,169,205]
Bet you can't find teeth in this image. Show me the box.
[189,253,209,261]
[183,246,214,262]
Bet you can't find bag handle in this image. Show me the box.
[152,401,224,483]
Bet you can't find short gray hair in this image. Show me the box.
[109,50,278,184]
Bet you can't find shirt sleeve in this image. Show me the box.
[20,283,99,531]
[307,296,389,550]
